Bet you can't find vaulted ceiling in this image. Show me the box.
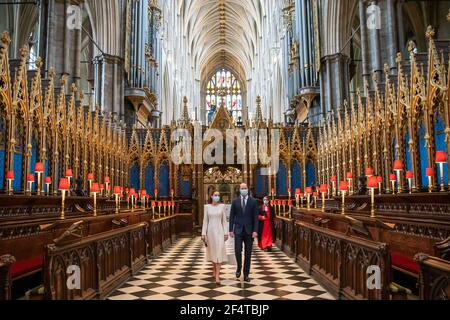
[179,0,264,85]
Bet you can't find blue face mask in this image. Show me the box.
[240,189,248,197]
[212,195,220,203]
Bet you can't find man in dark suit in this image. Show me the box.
[229,183,259,282]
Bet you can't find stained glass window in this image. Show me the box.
[206,69,243,124]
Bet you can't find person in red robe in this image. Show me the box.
[258,196,276,251]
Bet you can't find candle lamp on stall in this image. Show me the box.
[158,201,162,215]
[288,188,291,200]
[281,200,286,217]
[295,188,301,209]
[340,181,348,215]
[151,201,156,218]
[87,173,94,193]
[34,162,44,195]
[271,188,275,201]
[288,200,293,218]
[45,176,52,195]
[377,176,383,194]
[367,176,378,218]
[163,201,167,216]
[426,168,434,193]
[313,192,318,209]
[59,178,70,220]
[393,160,403,193]
[27,174,35,196]
[306,187,312,211]
[406,171,414,194]
[100,184,104,197]
[154,188,159,202]
[90,183,100,216]
[6,171,14,195]
[390,174,397,194]
[104,177,110,197]
[113,186,121,214]
[65,169,73,196]
[326,185,331,200]
[130,188,136,212]
[436,152,447,192]
[330,176,337,197]
[319,185,328,212]
[276,200,281,216]
[300,193,304,208]
[141,190,147,209]
[347,172,353,195]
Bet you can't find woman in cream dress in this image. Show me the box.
[201,191,228,284]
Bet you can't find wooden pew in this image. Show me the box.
[44,222,149,300]
[294,220,391,300]
[415,253,450,300]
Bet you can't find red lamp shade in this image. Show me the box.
[151,201,156,207]
[306,187,313,194]
[365,168,374,177]
[27,174,35,183]
[45,176,52,184]
[376,176,383,183]
[6,171,14,180]
[130,188,136,195]
[65,169,73,178]
[282,200,287,206]
[104,176,110,183]
[331,176,337,182]
[313,192,318,197]
[142,190,147,196]
[59,178,69,191]
[154,188,158,195]
[347,172,353,179]
[295,188,301,195]
[146,195,150,199]
[34,162,44,173]
[288,200,293,206]
[125,188,129,193]
[426,168,434,177]
[113,186,121,195]
[288,188,291,194]
[406,171,413,179]
[163,201,167,207]
[299,193,304,198]
[158,201,162,207]
[90,183,100,193]
[270,200,274,206]
[436,151,447,164]
[368,176,378,189]
[87,173,94,181]
[339,181,348,192]
[320,184,328,193]
[100,184,104,190]
[389,174,397,181]
[393,160,403,171]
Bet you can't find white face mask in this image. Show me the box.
[263,200,269,205]
[212,195,220,203]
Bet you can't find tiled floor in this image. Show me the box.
[107,237,334,300]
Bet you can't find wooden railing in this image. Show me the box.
[44,223,149,300]
[295,221,390,300]
[415,253,450,300]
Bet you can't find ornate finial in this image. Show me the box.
[395,52,402,64]
[383,63,390,75]
[407,40,416,54]
[19,46,29,60]
[425,26,435,40]
[60,75,67,87]
[35,57,42,69]
[255,95,262,121]
[48,68,55,79]
[1,32,11,46]
[181,96,190,121]
[71,83,77,93]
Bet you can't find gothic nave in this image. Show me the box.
[1,0,450,305]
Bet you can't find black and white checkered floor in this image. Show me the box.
[107,237,334,300]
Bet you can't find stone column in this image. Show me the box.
[368,0,382,83]
[359,0,371,91]
[386,0,398,73]
[94,54,124,115]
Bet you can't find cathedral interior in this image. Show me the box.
[1,0,450,302]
